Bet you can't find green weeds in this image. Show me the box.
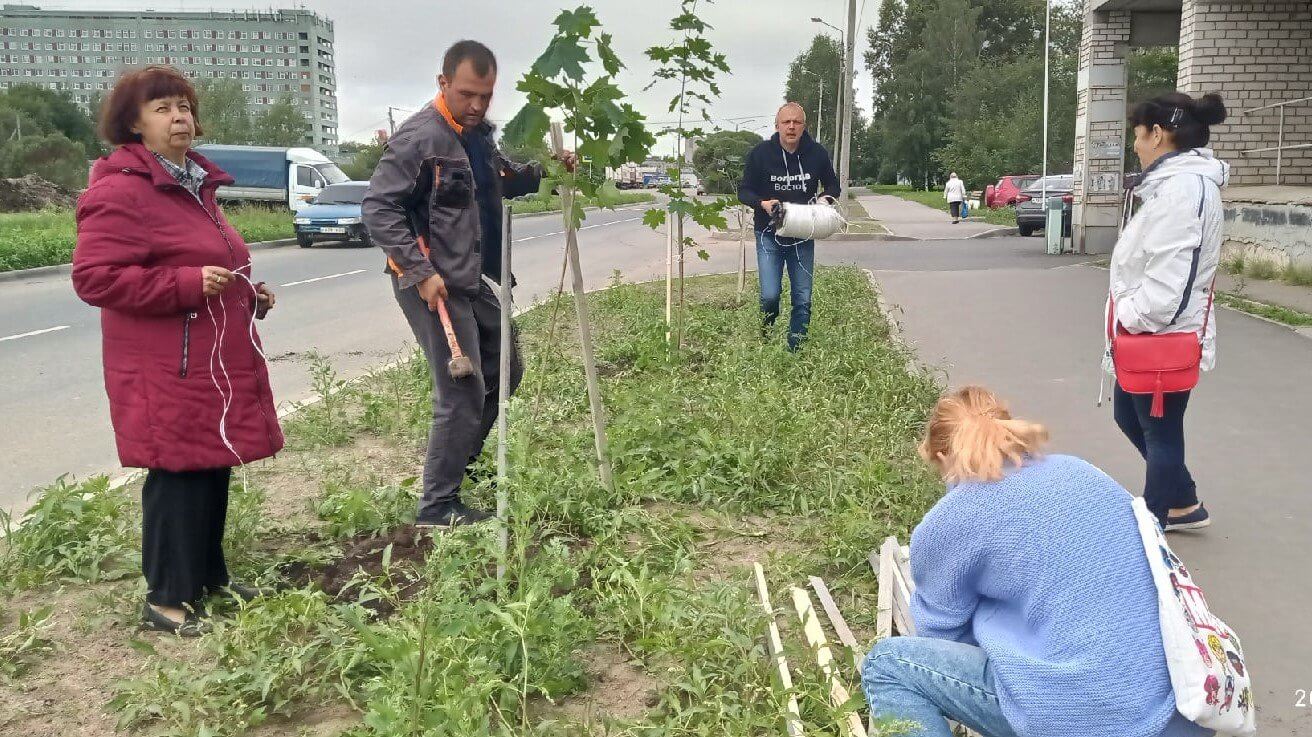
[5,267,944,736]
[0,205,295,273]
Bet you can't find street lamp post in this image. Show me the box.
[811,17,844,168]
[814,9,855,205]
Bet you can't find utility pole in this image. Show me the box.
[387,106,397,136]
[839,0,857,206]
[816,79,824,151]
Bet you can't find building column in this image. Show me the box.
[1072,3,1131,254]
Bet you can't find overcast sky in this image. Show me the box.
[49,0,878,146]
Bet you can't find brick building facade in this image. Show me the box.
[1072,0,1312,253]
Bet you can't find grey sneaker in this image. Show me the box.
[415,499,493,528]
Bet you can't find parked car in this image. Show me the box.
[1014,174,1074,237]
[293,181,370,248]
[195,144,349,211]
[985,174,1042,209]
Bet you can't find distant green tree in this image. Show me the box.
[0,85,99,155]
[782,34,843,154]
[252,95,309,146]
[691,129,761,194]
[341,139,384,181]
[194,78,253,145]
[865,0,904,117]
[879,0,981,187]
[0,133,88,189]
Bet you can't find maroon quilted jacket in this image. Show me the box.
[73,143,284,471]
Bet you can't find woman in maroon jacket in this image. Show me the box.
[73,66,284,636]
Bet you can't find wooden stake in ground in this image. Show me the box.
[808,575,861,670]
[752,563,804,737]
[496,203,512,581]
[551,122,615,493]
[666,204,674,345]
[737,205,748,296]
[791,586,868,737]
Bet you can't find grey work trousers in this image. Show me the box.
[391,275,523,514]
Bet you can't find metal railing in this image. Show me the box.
[1238,95,1312,186]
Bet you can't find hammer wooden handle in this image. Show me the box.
[434,297,464,360]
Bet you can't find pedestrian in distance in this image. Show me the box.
[1105,91,1228,532]
[861,386,1211,737]
[736,101,840,352]
[944,172,967,223]
[362,40,577,528]
[72,65,284,637]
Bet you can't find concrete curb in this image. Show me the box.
[970,226,1022,239]
[0,262,72,283]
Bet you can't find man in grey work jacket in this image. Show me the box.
[363,40,576,527]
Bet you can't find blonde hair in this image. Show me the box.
[919,386,1049,484]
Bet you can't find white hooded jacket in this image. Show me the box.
[1107,148,1229,372]
[944,176,966,203]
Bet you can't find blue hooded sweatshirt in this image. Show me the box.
[737,130,840,232]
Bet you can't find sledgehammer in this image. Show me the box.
[434,297,475,379]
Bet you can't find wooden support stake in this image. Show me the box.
[791,587,869,737]
[496,203,512,581]
[808,575,860,669]
[736,206,747,295]
[551,122,614,493]
[753,563,803,737]
[873,547,893,641]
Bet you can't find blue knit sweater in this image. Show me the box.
[910,454,1210,737]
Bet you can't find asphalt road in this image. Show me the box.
[0,203,745,516]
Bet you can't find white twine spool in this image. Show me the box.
[775,201,846,240]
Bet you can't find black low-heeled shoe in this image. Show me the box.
[141,603,212,637]
[221,581,274,602]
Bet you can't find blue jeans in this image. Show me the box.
[756,231,814,350]
[1113,384,1197,524]
[861,637,1017,737]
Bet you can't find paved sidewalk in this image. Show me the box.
[820,237,1310,735]
[857,192,1003,239]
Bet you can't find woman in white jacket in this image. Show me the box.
[1108,91,1228,532]
[944,173,967,223]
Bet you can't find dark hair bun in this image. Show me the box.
[1192,93,1227,126]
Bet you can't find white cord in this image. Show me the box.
[204,261,270,468]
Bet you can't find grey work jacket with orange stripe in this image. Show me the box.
[362,96,543,296]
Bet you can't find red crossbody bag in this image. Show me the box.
[1107,283,1214,418]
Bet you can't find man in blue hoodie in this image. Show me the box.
[737,102,840,351]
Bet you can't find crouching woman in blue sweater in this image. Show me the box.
[861,386,1209,737]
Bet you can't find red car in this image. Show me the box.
[985,174,1042,209]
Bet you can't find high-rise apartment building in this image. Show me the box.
[0,4,338,148]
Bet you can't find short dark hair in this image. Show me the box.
[99,65,203,145]
[442,39,497,79]
[1128,92,1227,151]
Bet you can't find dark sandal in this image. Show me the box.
[141,603,212,637]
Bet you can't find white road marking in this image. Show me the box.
[279,269,367,288]
[512,215,643,243]
[0,325,70,343]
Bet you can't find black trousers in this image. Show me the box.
[141,467,232,608]
[1113,384,1198,524]
[949,201,963,218]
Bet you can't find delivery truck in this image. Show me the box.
[193,144,350,211]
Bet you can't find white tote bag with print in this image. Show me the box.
[1131,497,1256,735]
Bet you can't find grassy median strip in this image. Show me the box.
[0,193,656,274]
[0,206,296,273]
[0,268,941,736]
[1217,291,1312,328]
